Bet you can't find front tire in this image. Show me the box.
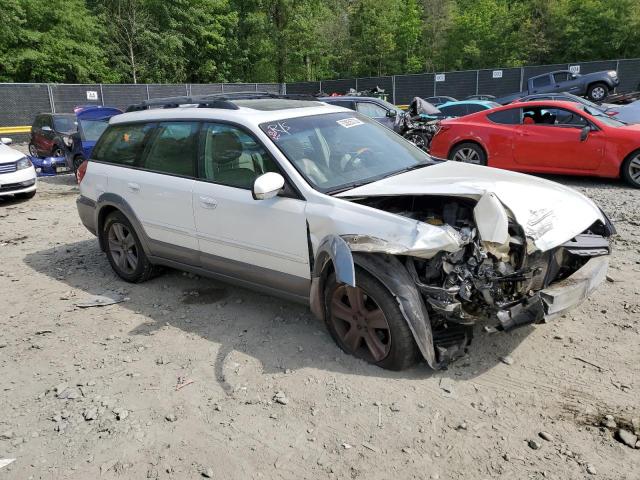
[15,190,36,200]
[449,142,487,165]
[102,211,158,283]
[324,269,419,370]
[51,145,65,157]
[404,131,431,152]
[28,143,38,157]
[587,83,608,102]
[621,151,640,188]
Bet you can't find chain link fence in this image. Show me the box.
[2,58,640,131]
[287,58,640,104]
[0,82,283,129]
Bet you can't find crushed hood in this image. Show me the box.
[336,161,605,252]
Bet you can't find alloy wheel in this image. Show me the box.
[107,222,138,274]
[591,86,606,101]
[329,285,391,362]
[28,144,38,157]
[628,154,640,184]
[453,147,481,164]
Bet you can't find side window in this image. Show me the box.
[441,104,466,117]
[521,107,587,127]
[356,102,388,118]
[201,123,280,189]
[553,72,571,83]
[532,75,551,88]
[466,104,485,114]
[143,122,199,177]
[487,108,521,125]
[92,123,155,165]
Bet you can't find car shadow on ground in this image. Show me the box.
[23,239,533,384]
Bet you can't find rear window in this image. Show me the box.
[92,123,155,165]
[487,108,520,125]
[143,122,199,177]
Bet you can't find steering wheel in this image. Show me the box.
[342,147,376,172]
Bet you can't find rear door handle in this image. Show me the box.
[127,182,140,192]
[199,196,217,209]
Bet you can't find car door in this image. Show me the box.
[192,122,310,296]
[356,101,393,128]
[513,106,604,171]
[530,74,555,94]
[553,71,582,94]
[38,115,56,155]
[97,121,200,261]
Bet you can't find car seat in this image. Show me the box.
[279,136,328,185]
[209,130,256,188]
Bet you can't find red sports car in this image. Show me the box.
[429,100,640,188]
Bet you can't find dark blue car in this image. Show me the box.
[66,106,122,175]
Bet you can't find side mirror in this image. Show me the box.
[386,109,398,118]
[0,137,12,145]
[253,172,285,200]
[580,126,590,142]
[41,126,52,132]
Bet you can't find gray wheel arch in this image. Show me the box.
[95,193,151,256]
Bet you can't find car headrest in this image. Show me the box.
[523,116,535,125]
[210,130,243,164]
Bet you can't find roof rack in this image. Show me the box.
[125,91,317,112]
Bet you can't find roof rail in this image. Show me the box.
[125,91,317,112]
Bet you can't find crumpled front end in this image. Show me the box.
[321,190,614,368]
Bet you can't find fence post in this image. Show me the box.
[519,68,524,92]
[99,84,105,106]
[47,84,55,113]
[319,80,322,93]
[146,84,150,100]
[433,74,437,97]
[392,76,396,104]
[355,78,358,91]
[282,83,286,95]
[475,70,479,95]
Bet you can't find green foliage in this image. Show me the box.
[1,0,639,83]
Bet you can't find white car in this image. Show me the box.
[0,138,37,200]
[76,94,613,370]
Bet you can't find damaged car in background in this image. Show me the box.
[77,95,614,371]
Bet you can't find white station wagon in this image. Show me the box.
[76,93,614,370]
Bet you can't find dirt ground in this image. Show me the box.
[1,145,639,480]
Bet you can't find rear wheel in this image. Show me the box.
[324,269,419,370]
[587,83,608,102]
[28,143,38,157]
[621,151,640,188]
[102,211,158,283]
[449,142,487,166]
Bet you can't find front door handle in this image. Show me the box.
[199,196,218,209]
[127,182,140,192]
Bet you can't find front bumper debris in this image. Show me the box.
[497,255,609,330]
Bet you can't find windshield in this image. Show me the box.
[261,112,433,193]
[584,106,626,127]
[53,115,77,133]
[79,119,110,142]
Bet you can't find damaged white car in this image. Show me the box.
[76,94,614,370]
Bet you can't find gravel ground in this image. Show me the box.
[1,145,639,479]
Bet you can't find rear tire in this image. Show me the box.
[449,142,487,166]
[102,211,159,283]
[324,269,419,370]
[587,83,608,102]
[621,151,640,188]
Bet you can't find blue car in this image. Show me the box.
[434,100,501,118]
[30,155,72,176]
[66,106,122,175]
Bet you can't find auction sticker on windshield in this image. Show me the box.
[336,117,365,128]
